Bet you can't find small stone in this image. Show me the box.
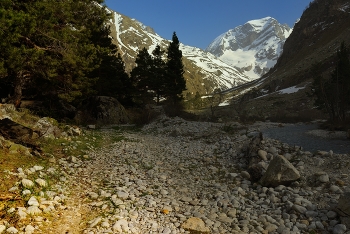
[22,190,31,196]
[28,197,39,207]
[327,211,337,219]
[333,224,347,234]
[258,150,268,161]
[268,147,277,155]
[25,225,35,234]
[89,217,102,228]
[35,178,47,187]
[6,227,18,234]
[241,171,250,179]
[22,179,34,188]
[318,173,329,183]
[292,204,307,214]
[330,185,341,193]
[162,209,170,214]
[68,156,78,163]
[180,197,192,202]
[26,206,42,215]
[17,207,27,219]
[0,225,5,233]
[227,209,237,218]
[113,219,129,233]
[162,227,172,234]
[8,187,18,192]
[117,191,129,200]
[265,223,278,232]
[101,221,110,228]
[33,165,44,171]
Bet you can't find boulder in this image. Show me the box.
[336,192,350,228]
[181,217,210,233]
[33,117,61,138]
[76,96,129,125]
[260,154,300,187]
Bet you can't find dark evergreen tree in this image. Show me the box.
[165,32,186,104]
[0,0,115,109]
[310,41,350,122]
[130,47,153,105]
[151,45,166,105]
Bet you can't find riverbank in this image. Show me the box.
[1,115,350,233]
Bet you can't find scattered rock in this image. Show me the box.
[35,178,47,187]
[113,219,129,233]
[260,155,300,187]
[181,217,210,233]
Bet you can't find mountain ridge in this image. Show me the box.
[107,10,258,96]
[206,17,292,79]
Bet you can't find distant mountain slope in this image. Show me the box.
[206,17,292,79]
[107,10,251,96]
[106,11,250,97]
[227,0,350,120]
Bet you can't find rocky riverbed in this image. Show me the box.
[1,115,350,234]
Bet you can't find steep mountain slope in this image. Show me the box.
[206,17,292,79]
[107,10,251,96]
[223,0,350,121]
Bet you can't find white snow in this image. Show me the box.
[278,85,306,94]
[206,17,292,80]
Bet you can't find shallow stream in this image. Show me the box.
[262,123,350,154]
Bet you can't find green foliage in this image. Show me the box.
[165,32,187,104]
[0,0,132,114]
[151,45,167,104]
[130,47,153,105]
[310,41,350,122]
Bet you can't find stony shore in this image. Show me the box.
[1,115,350,234]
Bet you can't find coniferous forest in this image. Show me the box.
[0,0,186,121]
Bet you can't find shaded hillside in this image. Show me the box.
[265,0,350,90]
[223,0,350,121]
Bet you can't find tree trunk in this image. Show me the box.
[9,71,25,108]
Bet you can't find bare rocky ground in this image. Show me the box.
[1,115,350,234]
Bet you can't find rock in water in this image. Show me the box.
[260,154,300,187]
[181,217,210,233]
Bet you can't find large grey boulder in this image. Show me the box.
[76,96,129,125]
[336,192,350,228]
[34,117,61,138]
[260,154,300,187]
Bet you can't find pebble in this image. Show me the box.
[21,179,34,188]
[27,197,39,207]
[6,227,18,234]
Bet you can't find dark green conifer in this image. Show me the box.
[165,32,187,104]
[151,45,166,104]
[130,47,153,105]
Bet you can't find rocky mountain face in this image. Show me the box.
[231,0,350,120]
[107,10,251,96]
[206,17,292,79]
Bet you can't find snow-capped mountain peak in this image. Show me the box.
[205,17,292,79]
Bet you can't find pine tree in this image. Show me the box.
[165,32,186,104]
[151,45,166,105]
[0,0,116,109]
[130,47,153,105]
[310,41,350,122]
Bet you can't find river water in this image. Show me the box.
[262,123,350,154]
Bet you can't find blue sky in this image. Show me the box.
[104,0,310,49]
